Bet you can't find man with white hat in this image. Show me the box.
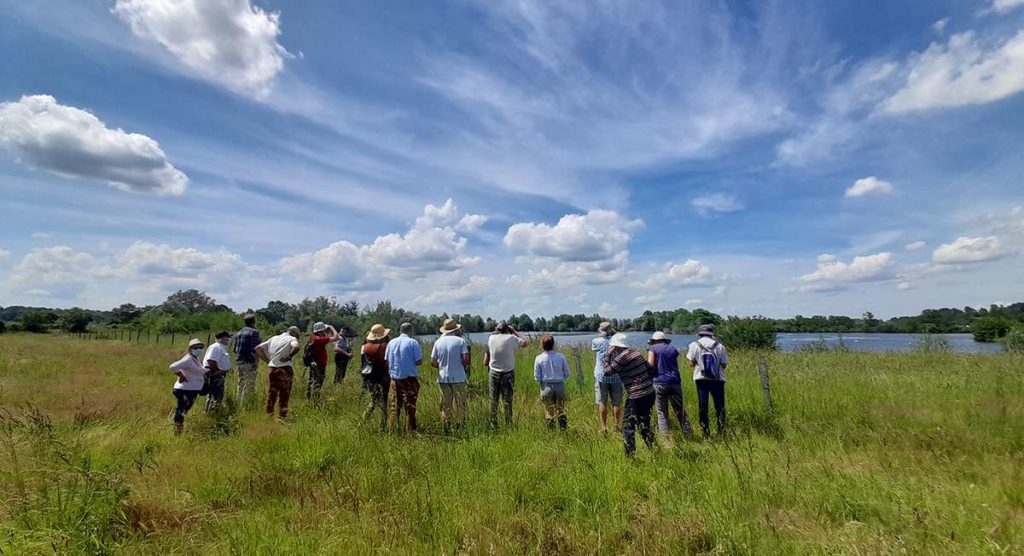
[255,326,302,419]
[647,331,693,439]
[306,321,338,401]
[592,321,623,434]
[686,324,729,439]
[430,318,471,433]
[604,333,657,457]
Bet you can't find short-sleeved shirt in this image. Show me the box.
[649,343,681,385]
[386,334,423,379]
[686,337,729,382]
[203,342,231,373]
[431,335,469,384]
[606,348,655,399]
[309,334,332,368]
[170,354,206,391]
[592,336,621,384]
[487,334,525,374]
[335,337,351,358]
[233,326,262,364]
[258,333,300,368]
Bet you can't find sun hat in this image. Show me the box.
[649,331,670,344]
[313,321,327,333]
[187,338,203,348]
[215,330,231,339]
[366,323,390,341]
[698,324,716,337]
[287,326,302,338]
[439,318,462,335]
[609,333,630,349]
[598,321,614,334]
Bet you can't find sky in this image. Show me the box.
[1,0,1023,319]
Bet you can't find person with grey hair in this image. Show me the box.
[255,326,302,419]
[686,324,730,439]
[385,322,423,433]
[484,321,527,429]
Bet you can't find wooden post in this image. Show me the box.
[206,332,212,347]
[758,355,773,414]
[572,346,584,387]
[171,332,175,346]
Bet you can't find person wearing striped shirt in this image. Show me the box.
[603,333,657,456]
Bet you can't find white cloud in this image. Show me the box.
[633,259,713,289]
[31,232,52,240]
[456,213,488,232]
[796,252,894,290]
[991,0,1024,14]
[0,95,188,195]
[504,210,642,263]
[897,281,912,290]
[817,254,837,263]
[280,241,370,287]
[690,193,744,216]
[993,206,1024,235]
[634,294,662,304]
[932,236,1009,264]
[9,246,96,285]
[883,31,1024,114]
[113,0,290,98]
[905,241,926,252]
[411,276,492,308]
[932,18,949,34]
[845,176,894,198]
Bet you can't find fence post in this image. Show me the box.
[571,346,584,387]
[207,332,212,347]
[171,332,175,346]
[758,355,773,414]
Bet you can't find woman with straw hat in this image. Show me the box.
[361,324,391,431]
[169,338,207,435]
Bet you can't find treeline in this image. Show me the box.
[2,291,1023,344]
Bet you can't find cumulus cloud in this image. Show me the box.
[113,0,290,97]
[932,18,949,34]
[634,294,662,305]
[690,193,744,216]
[632,259,713,289]
[932,236,1009,264]
[883,31,1024,114]
[845,176,894,198]
[508,252,631,293]
[0,95,188,195]
[411,276,492,308]
[456,213,488,232]
[905,240,926,252]
[991,0,1024,13]
[504,210,643,263]
[796,252,894,291]
[9,246,96,285]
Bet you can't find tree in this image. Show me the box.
[971,317,1015,343]
[57,308,92,333]
[258,301,294,325]
[18,309,57,333]
[109,303,143,326]
[162,289,219,314]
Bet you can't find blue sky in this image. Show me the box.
[1,0,1022,318]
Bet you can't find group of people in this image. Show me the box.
[167,315,730,456]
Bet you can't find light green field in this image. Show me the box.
[0,334,1021,554]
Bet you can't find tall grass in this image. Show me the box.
[0,334,1021,553]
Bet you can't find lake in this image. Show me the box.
[419,332,1003,353]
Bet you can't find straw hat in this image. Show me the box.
[187,338,204,348]
[598,321,614,334]
[439,318,462,335]
[649,331,670,344]
[366,323,390,341]
[609,333,630,349]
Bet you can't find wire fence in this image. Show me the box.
[64,328,225,348]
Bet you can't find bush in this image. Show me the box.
[912,332,952,353]
[971,316,1015,342]
[17,309,57,333]
[718,317,777,350]
[1004,328,1024,353]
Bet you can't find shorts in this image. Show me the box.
[540,381,567,405]
[595,380,624,406]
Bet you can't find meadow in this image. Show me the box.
[0,333,1021,554]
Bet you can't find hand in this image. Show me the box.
[177,376,188,383]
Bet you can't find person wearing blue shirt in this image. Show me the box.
[385,322,423,433]
[430,318,471,433]
[592,321,624,435]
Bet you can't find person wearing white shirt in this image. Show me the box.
[685,324,730,438]
[203,331,233,414]
[484,321,528,429]
[255,326,302,419]
[169,338,207,435]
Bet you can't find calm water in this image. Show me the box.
[420,332,1002,353]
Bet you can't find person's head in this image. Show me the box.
[313,321,327,336]
[215,331,231,345]
[697,324,716,338]
[609,333,630,352]
[439,318,462,336]
[598,321,615,337]
[367,323,390,343]
[648,331,670,345]
[243,314,257,327]
[495,321,510,334]
[188,338,204,357]
[287,326,302,339]
[399,322,415,336]
[541,335,555,351]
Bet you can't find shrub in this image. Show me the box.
[718,317,777,350]
[1004,328,1024,353]
[913,332,952,353]
[799,334,850,353]
[17,309,57,333]
[971,316,1015,342]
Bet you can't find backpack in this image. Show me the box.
[302,339,315,367]
[697,340,722,380]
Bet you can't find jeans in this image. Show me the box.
[388,377,420,433]
[307,362,326,401]
[488,371,515,427]
[363,377,391,431]
[654,383,693,437]
[266,366,294,418]
[236,362,257,406]
[695,380,726,438]
[334,354,351,384]
[172,389,199,433]
[205,370,227,414]
[622,392,656,456]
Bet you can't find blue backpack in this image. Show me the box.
[698,341,722,380]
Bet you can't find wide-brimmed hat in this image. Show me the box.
[649,331,670,344]
[188,338,204,348]
[698,324,716,337]
[287,326,302,338]
[366,323,390,341]
[215,330,231,339]
[609,333,630,349]
[313,321,327,333]
[439,318,462,335]
[598,321,614,334]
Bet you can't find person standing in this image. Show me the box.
[255,326,301,419]
[333,327,354,384]
[430,319,470,433]
[484,321,527,429]
[604,333,657,457]
[203,330,232,414]
[647,331,694,439]
[686,324,729,439]
[592,321,623,435]
[534,335,571,430]
[169,339,207,435]
[307,322,338,401]
[385,322,423,434]
[361,324,391,431]
[233,314,262,406]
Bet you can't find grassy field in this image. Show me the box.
[0,334,1021,554]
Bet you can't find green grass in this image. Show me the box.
[0,333,1021,554]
